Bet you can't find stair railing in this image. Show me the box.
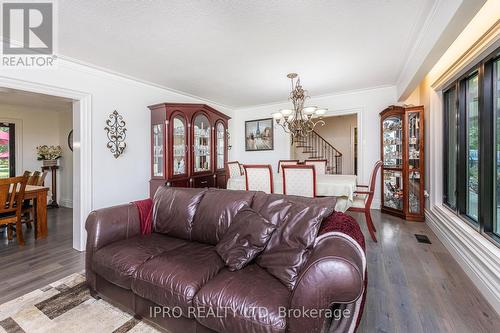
[295,130,342,174]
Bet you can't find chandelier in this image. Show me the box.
[272,73,327,143]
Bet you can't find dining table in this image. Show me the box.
[227,174,357,212]
[24,185,50,239]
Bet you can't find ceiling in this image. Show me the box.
[58,0,437,107]
[0,88,73,112]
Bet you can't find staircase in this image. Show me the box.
[294,130,342,174]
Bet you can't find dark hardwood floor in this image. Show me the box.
[0,207,84,304]
[351,210,500,333]
[0,208,498,332]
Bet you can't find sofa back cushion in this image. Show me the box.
[191,189,255,245]
[216,207,277,271]
[252,192,336,290]
[153,186,207,240]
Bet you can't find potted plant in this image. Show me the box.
[36,145,63,166]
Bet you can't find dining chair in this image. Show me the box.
[23,170,45,229]
[27,171,41,185]
[37,170,48,186]
[348,160,383,242]
[282,165,316,198]
[0,175,28,245]
[277,159,299,173]
[226,161,243,178]
[305,159,327,175]
[243,165,274,194]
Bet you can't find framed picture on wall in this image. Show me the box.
[245,118,274,151]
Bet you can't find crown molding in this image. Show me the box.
[431,20,500,90]
[234,84,395,111]
[56,55,235,111]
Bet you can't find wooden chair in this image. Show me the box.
[22,170,44,229]
[37,170,48,186]
[282,165,316,197]
[277,159,299,173]
[27,171,41,185]
[226,161,243,178]
[0,176,28,245]
[348,160,383,242]
[305,159,327,175]
[243,165,274,194]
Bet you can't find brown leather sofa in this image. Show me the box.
[85,187,365,333]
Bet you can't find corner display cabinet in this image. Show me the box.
[148,103,230,197]
[380,105,425,221]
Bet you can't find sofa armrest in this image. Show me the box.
[287,233,365,333]
[85,203,141,290]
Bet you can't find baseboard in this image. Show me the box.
[60,199,73,208]
[425,206,500,315]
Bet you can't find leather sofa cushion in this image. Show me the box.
[132,241,224,315]
[153,186,207,239]
[216,207,276,271]
[191,189,255,245]
[254,193,336,290]
[92,233,186,289]
[194,264,289,333]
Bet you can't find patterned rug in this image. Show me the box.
[0,273,161,333]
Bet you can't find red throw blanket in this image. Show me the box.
[132,198,153,235]
[131,201,367,331]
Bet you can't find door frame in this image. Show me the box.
[0,118,22,176]
[322,108,362,178]
[0,76,92,251]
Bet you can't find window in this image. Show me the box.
[0,123,15,178]
[466,73,479,221]
[444,88,457,208]
[443,47,500,244]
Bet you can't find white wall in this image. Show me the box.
[58,111,73,207]
[0,59,235,250]
[0,104,73,207]
[232,86,397,207]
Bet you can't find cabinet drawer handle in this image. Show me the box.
[200,180,208,184]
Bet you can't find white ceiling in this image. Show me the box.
[0,88,73,112]
[58,0,438,107]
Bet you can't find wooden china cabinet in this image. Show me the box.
[380,105,425,221]
[148,103,230,197]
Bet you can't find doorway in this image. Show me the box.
[0,78,91,251]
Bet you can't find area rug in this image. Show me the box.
[0,273,161,333]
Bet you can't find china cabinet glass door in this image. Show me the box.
[216,122,225,170]
[407,111,422,214]
[382,115,403,211]
[193,114,211,173]
[152,124,164,177]
[172,116,187,176]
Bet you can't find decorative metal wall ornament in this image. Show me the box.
[104,110,127,158]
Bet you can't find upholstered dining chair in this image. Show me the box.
[305,159,327,175]
[348,160,383,242]
[243,165,274,194]
[282,165,316,197]
[0,175,28,246]
[277,159,299,173]
[226,161,243,178]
